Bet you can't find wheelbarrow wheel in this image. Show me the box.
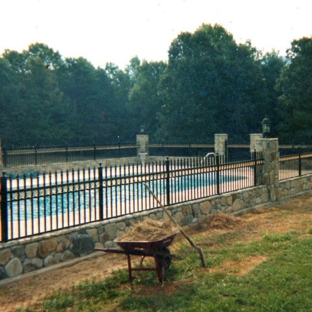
[155,247,171,270]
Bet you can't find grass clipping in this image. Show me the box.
[117,219,179,242]
[205,212,244,230]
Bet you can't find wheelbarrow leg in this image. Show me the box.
[154,256,165,282]
[127,254,133,281]
[127,254,146,281]
[137,256,145,278]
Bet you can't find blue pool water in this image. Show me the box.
[8,172,246,222]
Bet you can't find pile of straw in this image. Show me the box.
[118,219,178,242]
[206,212,243,230]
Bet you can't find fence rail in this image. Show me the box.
[2,142,312,168]
[279,152,312,180]
[1,144,138,167]
[0,155,263,242]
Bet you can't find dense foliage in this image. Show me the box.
[0,24,311,147]
[276,37,312,143]
[158,25,266,143]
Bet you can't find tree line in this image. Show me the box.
[0,24,311,148]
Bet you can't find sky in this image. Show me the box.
[1,0,312,69]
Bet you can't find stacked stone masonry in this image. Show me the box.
[1,175,312,280]
[214,133,228,162]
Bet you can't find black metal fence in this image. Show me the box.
[2,142,312,169]
[1,143,254,168]
[279,152,312,180]
[279,144,312,157]
[1,144,137,168]
[0,155,263,242]
[148,144,215,158]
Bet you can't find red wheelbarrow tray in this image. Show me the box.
[114,230,179,252]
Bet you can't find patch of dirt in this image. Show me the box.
[1,194,312,311]
[0,252,129,312]
[208,255,268,276]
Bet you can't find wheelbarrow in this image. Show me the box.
[95,231,178,282]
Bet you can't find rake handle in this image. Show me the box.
[144,183,207,268]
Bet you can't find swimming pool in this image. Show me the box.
[3,163,254,239]
[8,171,247,221]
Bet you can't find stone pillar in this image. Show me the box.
[214,134,228,163]
[257,138,279,201]
[250,134,263,159]
[136,134,149,164]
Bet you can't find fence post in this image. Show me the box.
[250,134,263,159]
[258,138,279,201]
[1,171,8,242]
[166,157,170,206]
[216,153,220,195]
[34,145,38,165]
[118,136,121,158]
[214,134,228,163]
[93,143,97,161]
[2,147,6,168]
[0,139,2,168]
[253,149,257,186]
[298,149,302,176]
[137,133,149,164]
[98,163,104,220]
[65,144,68,162]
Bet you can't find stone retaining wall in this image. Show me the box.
[1,174,311,280]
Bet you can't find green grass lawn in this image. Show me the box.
[28,202,312,312]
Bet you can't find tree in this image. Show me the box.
[2,44,69,146]
[157,24,266,143]
[1,43,133,146]
[104,62,132,143]
[0,58,20,145]
[27,43,65,69]
[276,37,312,142]
[20,56,67,145]
[127,59,167,140]
[259,51,286,136]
